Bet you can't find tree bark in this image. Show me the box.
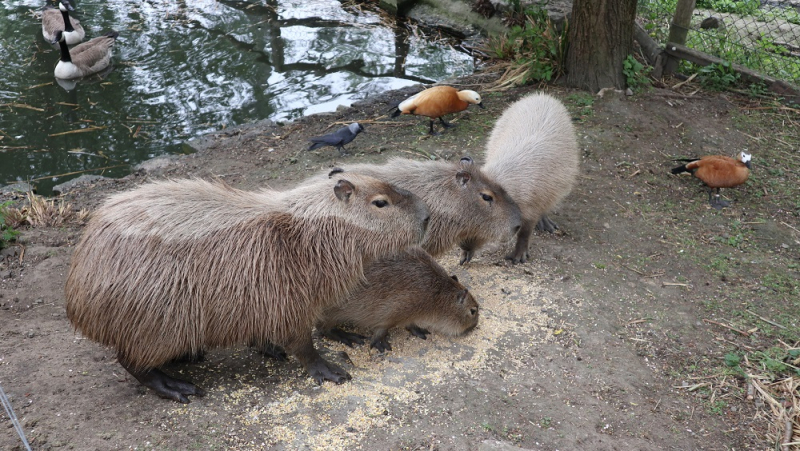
[566,0,639,92]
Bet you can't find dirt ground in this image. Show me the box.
[1,74,798,450]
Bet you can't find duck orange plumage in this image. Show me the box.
[391,86,484,135]
[671,151,752,209]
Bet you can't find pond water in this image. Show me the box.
[0,0,475,194]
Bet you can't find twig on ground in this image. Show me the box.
[703,318,750,336]
[747,310,787,329]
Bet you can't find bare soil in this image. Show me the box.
[1,75,798,450]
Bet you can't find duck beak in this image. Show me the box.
[745,161,752,169]
[477,102,485,109]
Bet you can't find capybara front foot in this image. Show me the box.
[306,357,351,385]
[123,365,205,403]
[505,250,529,264]
[369,328,392,353]
[406,325,430,340]
[321,327,367,347]
[459,249,474,265]
[535,215,559,233]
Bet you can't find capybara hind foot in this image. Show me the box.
[321,327,367,348]
[122,364,205,403]
[306,357,351,384]
[406,325,431,339]
[536,215,559,233]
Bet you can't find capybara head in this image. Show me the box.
[317,174,431,249]
[438,157,522,257]
[416,274,479,336]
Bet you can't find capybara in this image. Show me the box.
[65,176,429,403]
[481,92,579,263]
[327,156,522,264]
[317,246,479,352]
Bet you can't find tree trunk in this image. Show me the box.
[566,0,639,92]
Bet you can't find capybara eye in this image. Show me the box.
[372,199,389,208]
[481,193,493,202]
[470,307,478,316]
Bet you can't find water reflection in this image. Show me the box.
[0,0,474,194]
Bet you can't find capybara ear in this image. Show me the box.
[450,275,459,282]
[334,179,356,202]
[460,156,474,166]
[455,170,471,186]
[328,167,345,178]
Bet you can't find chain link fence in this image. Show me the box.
[638,0,800,86]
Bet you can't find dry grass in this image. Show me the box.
[5,192,89,228]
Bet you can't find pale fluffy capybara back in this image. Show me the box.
[64,176,429,401]
[482,92,579,263]
[317,246,479,351]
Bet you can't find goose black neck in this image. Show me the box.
[58,38,72,63]
[60,9,75,33]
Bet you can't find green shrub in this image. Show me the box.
[623,55,652,91]
[698,61,740,90]
[0,200,20,248]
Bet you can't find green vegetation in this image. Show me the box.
[0,200,20,248]
[623,55,652,91]
[483,6,568,88]
[697,61,741,90]
[638,0,800,85]
[697,0,760,15]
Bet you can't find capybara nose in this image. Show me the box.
[422,215,430,231]
[512,224,521,235]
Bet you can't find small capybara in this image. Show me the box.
[317,246,479,352]
[65,176,429,403]
[327,156,522,263]
[481,92,579,263]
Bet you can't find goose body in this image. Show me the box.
[391,86,484,135]
[54,30,119,80]
[671,151,751,209]
[42,0,84,45]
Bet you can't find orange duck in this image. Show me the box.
[391,86,484,135]
[671,151,752,209]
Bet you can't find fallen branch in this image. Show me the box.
[48,126,107,137]
[747,309,787,329]
[28,164,129,182]
[703,318,750,336]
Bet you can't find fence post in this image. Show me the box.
[664,0,696,74]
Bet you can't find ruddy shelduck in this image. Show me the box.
[391,86,484,135]
[671,151,751,209]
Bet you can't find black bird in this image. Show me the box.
[308,122,365,155]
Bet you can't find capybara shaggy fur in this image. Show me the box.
[327,157,521,263]
[317,246,479,352]
[481,92,579,263]
[65,176,429,403]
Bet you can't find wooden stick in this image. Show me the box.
[662,282,690,287]
[703,318,750,336]
[747,310,787,329]
[782,418,793,451]
[781,221,800,235]
[27,164,129,182]
[48,126,106,137]
[0,103,45,112]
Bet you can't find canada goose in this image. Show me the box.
[391,86,484,135]
[42,0,85,46]
[307,123,365,155]
[671,151,752,209]
[53,30,119,80]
